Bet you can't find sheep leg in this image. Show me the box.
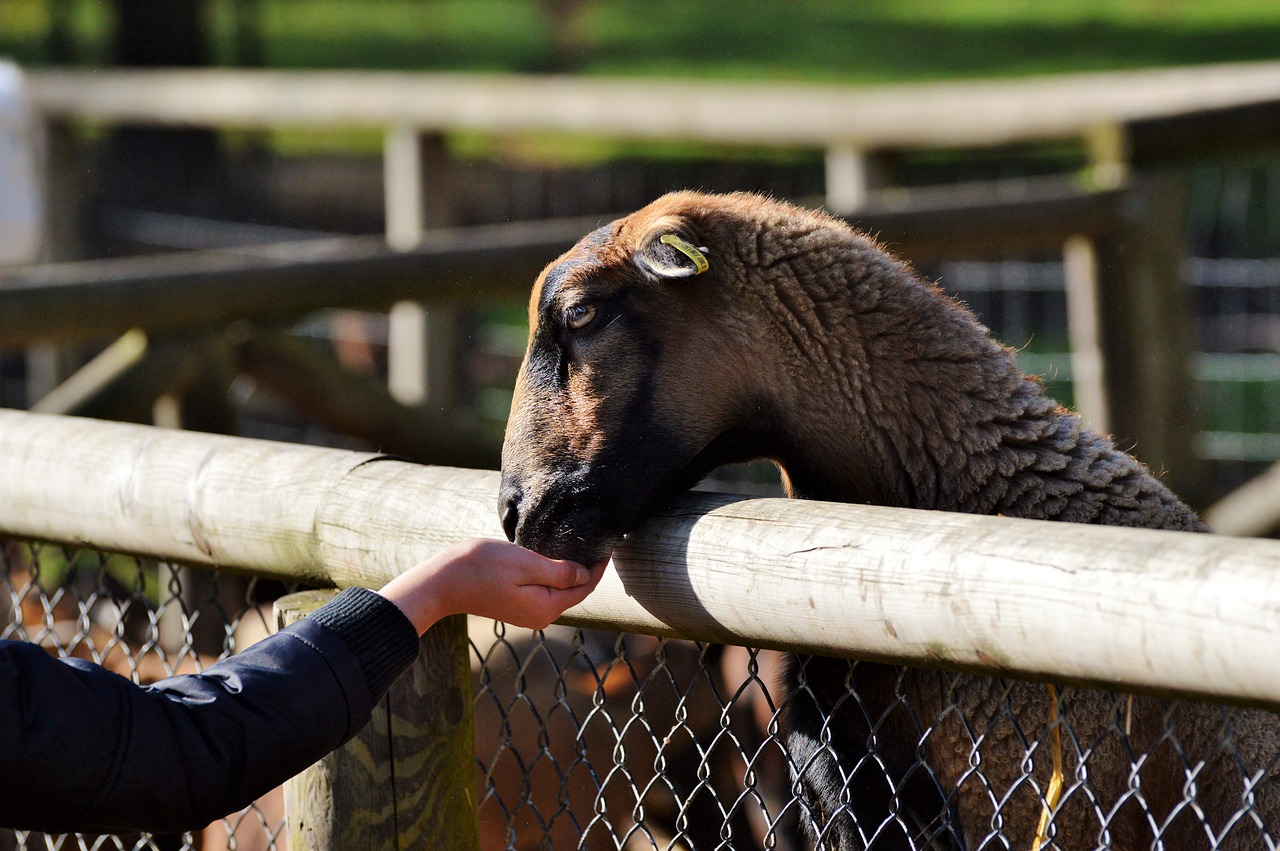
[785,657,962,850]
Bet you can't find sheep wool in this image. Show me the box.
[501,191,1277,850]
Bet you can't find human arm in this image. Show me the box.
[0,539,602,835]
[0,596,410,836]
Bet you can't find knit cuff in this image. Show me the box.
[309,587,420,703]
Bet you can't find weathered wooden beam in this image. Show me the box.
[824,143,871,214]
[28,329,203,422]
[0,218,593,348]
[1128,99,1280,167]
[1204,460,1280,538]
[27,330,144,412]
[278,591,478,851]
[1061,235,1110,435]
[847,178,1124,264]
[2,182,1123,350]
[1,409,1279,709]
[383,130,460,411]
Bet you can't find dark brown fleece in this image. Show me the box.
[501,191,1277,850]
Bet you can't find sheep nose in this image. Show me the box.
[499,483,522,542]
[501,500,520,543]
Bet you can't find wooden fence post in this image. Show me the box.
[276,590,479,851]
[824,143,870,214]
[384,128,461,414]
[1093,168,1208,509]
[1061,234,1110,435]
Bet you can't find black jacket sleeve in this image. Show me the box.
[0,587,419,835]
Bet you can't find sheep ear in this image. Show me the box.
[635,233,710,279]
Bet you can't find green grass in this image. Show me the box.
[3,0,1280,82]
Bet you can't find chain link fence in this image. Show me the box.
[7,536,1277,851]
[0,540,287,851]
[470,625,1280,850]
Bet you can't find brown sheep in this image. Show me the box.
[498,190,1280,850]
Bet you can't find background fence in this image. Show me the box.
[2,411,1280,851]
[4,60,1280,850]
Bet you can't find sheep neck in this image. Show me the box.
[750,247,1205,531]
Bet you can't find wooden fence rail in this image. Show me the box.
[24,62,1280,215]
[0,180,1122,350]
[26,63,1280,152]
[2,408,1279,709]
[0,219,596,348]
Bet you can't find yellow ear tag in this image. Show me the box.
[660,234,710,275]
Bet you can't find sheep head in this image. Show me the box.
[498,189,961,562]
[499,192,778,564]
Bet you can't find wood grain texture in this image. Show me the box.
[2,409,1280,708]
[277,593,479,851]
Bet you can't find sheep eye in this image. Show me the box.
[564,303,597,331]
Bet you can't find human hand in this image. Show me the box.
[378,538,608,634]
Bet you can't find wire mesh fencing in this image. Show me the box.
[469,620,1280,851]
[5,536,1280,851]
[0,539,287,851]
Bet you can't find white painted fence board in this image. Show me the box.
[26,63,1280,150]
[2,409,1279,707]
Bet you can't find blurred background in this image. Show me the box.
[1,0,1280,518]
[4,5,1280,850]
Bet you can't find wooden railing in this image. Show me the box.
[3,407,1278,709]
[25,62,1280,213]
[5,411,1280,846]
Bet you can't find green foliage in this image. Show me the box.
[3,0,1280,81]
[581,0,1280,82]
[250,0,555,72]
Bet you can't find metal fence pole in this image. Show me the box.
[276,590,479,851]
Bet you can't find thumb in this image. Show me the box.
[550,559,607,602]
[538,557,604,590]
